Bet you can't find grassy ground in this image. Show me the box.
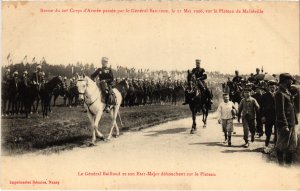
[1,100,195,155]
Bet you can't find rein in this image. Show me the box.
[78,79,100,115]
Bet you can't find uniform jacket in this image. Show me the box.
[191,67,206,81]
[261,91,276,120]
[232,76,242,84]
[91,67,114,84]
[275,85,298,128]
[31,71,43,84]
[238,96,260,120]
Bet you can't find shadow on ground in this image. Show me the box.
[144,128,187,137]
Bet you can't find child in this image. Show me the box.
[237,88,260,148]
[217,93,237,146]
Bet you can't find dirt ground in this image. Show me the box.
[1,114,299,190]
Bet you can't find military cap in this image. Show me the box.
[102,57,108,62]
[268,80,277,86]
[13,71,19,75]
[64,77,67,80]
[195,59,201,63]
[243,88,251,92]
[279,73,296,83]
[6,68,11,72]
[36,64,42,69]
[23,70,28,74]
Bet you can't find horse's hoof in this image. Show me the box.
[88,142,96,147]
[98,137,106,141]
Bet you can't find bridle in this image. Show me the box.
[77,79,99,109]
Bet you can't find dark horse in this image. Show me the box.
[39,76,63,118]
[188,88,213,133]
[18,80,39,118]
[187,72,212,134]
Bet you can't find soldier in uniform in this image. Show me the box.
[21,70,30,86]
[183,59,212,105]
[232,70,242,84]
[275,73,298,165]
[252,86,264,137]
[261,80,277,147]
[31,64,44,89]
[3,68,11,83]
[91,57,114,112]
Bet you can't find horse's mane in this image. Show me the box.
[82,76,101,96]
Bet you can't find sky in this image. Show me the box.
[2,1,299,75]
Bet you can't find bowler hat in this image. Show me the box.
[279,73,296,83]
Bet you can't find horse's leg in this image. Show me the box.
[202,107,207,128]
[94,110,105,140]
[191,109,196,134]
[87,112,97,144]
[107,107,119,140]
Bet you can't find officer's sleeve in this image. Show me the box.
[108,69,114,83]
[275,92,288,127]
[91,68,100,81]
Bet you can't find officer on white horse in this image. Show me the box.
[91,57,114,113]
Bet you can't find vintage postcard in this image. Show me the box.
[1,1,299,190]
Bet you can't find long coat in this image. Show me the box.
[275,85,298,152]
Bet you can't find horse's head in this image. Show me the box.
[76,78,88,101]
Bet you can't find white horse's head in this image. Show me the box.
[76,77,88,101]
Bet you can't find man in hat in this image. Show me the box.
[275,73,298,165]
[21,70,30,86]
[91,57,114,112]
[237,87,260,147]
[31,64,44,87]
[261,80,277,147]
[217,93,237,146]
[2,68,12,86]
[252,86,264,137]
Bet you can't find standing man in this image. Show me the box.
[261,80,277,147]
[252,86,264,137]
[237,88,260,148]
[275,73,298,165]
[217,93,237,146]
[91,57,114,113]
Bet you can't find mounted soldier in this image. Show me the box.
[91,57,114,113]
[31,64,44,90]
[183,59,212,106]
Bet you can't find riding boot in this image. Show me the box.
[182,91,189,105]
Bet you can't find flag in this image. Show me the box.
[71,66,74,74]
[32,57,36,64]
[23,55,27,64]
[7,53,10,60]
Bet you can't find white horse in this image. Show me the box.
[76,76,123,144]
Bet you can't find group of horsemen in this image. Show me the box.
[2,57,294,114]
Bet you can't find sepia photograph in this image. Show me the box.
[1,1,299,190]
